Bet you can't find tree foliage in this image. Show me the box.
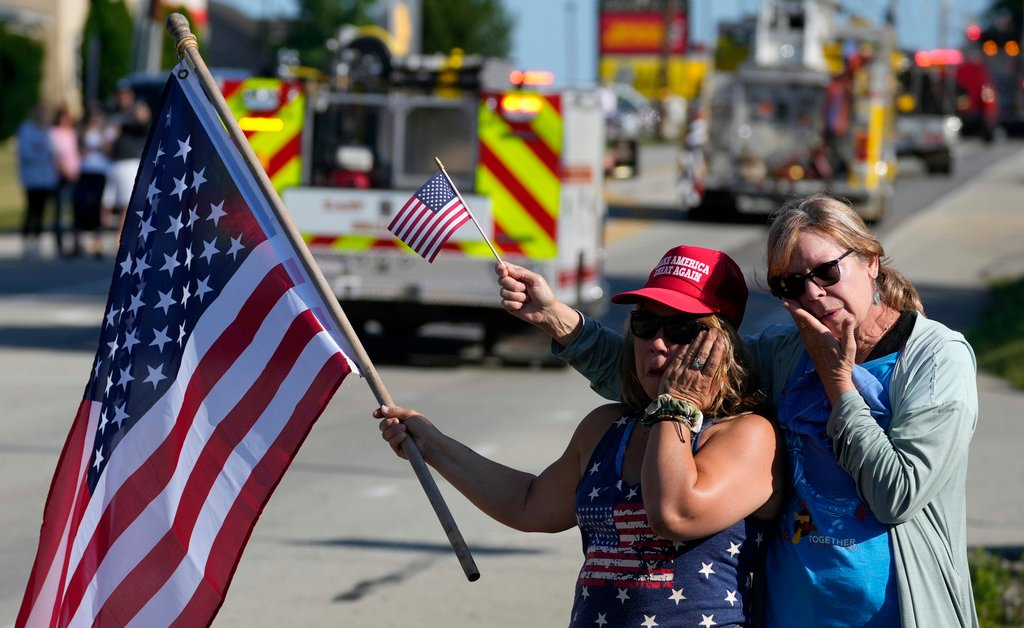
[0,25,44,141]
[421,0,515,58]
[80,0,133,109]
[285,0,375,70]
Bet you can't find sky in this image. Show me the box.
[217,0,996,86]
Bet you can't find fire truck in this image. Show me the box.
[222,38,608,348]
[697,0,897,222]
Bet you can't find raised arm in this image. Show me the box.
[496,262,583,346]
[374,404,620,533]
[496,262,626,399]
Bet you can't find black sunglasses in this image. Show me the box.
[769,249,855,299]
[629,311,708,345]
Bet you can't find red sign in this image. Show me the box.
[599,10,688,55]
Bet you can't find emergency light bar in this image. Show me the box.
[914,49,963,67]
[510,70,555,87]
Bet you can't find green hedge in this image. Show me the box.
[971,547,1024,627]
[968,276,1024,389]
[0,25,44,142]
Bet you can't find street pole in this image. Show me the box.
[566,0,577,85]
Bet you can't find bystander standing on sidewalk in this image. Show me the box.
[50,104,81,258]
[103,83,150,235]
[72,101,114,258]
[15,103,59,261]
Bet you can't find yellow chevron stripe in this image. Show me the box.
[530,98,563,156]
[478,106,560,216]
[457,240,503,258]
[244,95,304,158]
[269,155,301,192]
[476,166,557,258]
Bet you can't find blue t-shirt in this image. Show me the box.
[569,414,768,628]
[765,350,901,627]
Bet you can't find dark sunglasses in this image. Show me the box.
[769,249,855,299]
[629,311,708,345]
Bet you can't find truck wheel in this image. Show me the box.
[926,153,953,176]
[856,191,890,225]
[689,190,736,222]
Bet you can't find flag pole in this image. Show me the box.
[433,157,503,264]
[167,13,480,582]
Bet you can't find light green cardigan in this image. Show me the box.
[554,314,979,627]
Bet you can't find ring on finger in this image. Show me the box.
[689,356,705,370]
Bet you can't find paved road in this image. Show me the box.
[1,141,1023,626]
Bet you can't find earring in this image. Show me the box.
[872,289,880,305]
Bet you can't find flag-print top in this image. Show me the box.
[568,413,769,628]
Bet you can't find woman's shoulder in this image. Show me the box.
[570,403,630,447]
[703,411,778,447]
[905,315,976,364]
[578,403,630,430]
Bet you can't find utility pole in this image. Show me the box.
[566,1,578,85]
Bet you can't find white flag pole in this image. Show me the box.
[433,157,503,264]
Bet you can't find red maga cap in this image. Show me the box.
[611,245,748,328]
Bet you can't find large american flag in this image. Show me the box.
[17,61,359,627]
[387,172,471,262]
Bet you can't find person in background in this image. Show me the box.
[15,103,59,260]
[72,101,114,258]
[103,83,151,232]
[496,194,979,627]
[50,105,81,257]
[378,246,784,627]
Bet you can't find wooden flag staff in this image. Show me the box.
[166,13,480,582]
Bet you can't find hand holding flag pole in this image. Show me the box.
[167,13,480,582]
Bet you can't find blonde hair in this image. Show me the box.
[766,194,924,315]
[619,313,766,419]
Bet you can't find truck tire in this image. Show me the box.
[857,191,890,225]
[689,190,736,222]
[926,153,953,176]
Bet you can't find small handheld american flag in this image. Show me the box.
[387,172,472,263]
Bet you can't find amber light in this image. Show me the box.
[501,94,544,115]
[238,117,285,132]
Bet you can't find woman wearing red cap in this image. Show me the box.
[496,194,979,627]
[375,245,783,627]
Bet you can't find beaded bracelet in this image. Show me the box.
[640,393,704,433]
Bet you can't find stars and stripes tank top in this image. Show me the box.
[568,413,769,628]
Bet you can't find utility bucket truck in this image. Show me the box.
[699,0,897,222]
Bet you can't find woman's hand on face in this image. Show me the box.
[373,405,437,461]
[659,329,724,410]
[783,300,856,401]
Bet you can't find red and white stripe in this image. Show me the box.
[387,196,471,263]
[18,241,351,627]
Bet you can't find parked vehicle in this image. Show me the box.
[894,52,961,175]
